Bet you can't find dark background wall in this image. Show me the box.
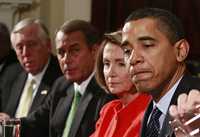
[91,0,200,61]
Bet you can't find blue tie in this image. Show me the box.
[145,107,162,137]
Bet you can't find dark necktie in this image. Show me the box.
[145,107,162,137]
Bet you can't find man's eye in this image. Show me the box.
[103,62,110,67]
[69,47,80,55]
[144,44,153,47]
[72,48,80,52]
[123,48,132,57]
[142,41,154,48]
[119,62,125,67]
[16,46,22,51]
[15,44,23,52]
[57,49,65,57]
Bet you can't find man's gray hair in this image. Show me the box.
[12,18,50,41]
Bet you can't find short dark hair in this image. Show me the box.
[95,31,121,92]
[125,8,185,44]
[0,22,11,49]
[56,19,100,47]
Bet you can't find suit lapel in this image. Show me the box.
[170,73,192,105]
[52,84,74,135]
[159,73,193,137]
[29,79,50,112]
[140,101,153,137]
[159,113,174,137]
[70,91,93,137]
[6,71,27,116]
[141,73,199,137]
[30,56,61,112]
[69,78,96,137]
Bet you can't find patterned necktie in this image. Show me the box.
[16,79,36,118]
[145,107,162,137]
[62,91,81,137]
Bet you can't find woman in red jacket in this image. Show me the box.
[90,31,151,137]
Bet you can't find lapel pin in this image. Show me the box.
[41,90,48,95]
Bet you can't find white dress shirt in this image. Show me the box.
[149,75,183,130]
[74,71,95,96]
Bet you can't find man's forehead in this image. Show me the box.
[56,31,85,40]
[56,31,67,40]
[123,22,134,33]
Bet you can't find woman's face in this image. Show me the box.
[103,42,134,95]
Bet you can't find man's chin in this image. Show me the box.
[135,82,154,94]
[25,68,40,75]
[64,75,78,82]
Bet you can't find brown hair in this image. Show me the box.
[95,31,122,92]
[55,19,100,47]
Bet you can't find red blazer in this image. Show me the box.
[90,93,151,137]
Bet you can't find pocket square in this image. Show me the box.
[41,90,48,95]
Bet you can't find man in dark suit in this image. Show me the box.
[0,18,62,118]
[0,22,22,111]
[19,20,115,137]
[121,8,200,137]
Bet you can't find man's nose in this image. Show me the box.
[63,52,72,63]
[129,50,144,65]
[22,46,30,56]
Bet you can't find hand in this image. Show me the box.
[0,113,10,123]
[169,89,200,137]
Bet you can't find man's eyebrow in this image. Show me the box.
[121,40,129,47]
[138,36,156,41]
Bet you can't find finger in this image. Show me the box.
[169,105,179,118]
[177,93,188,115]
[186,89,200,112]
[174,128,188,137]
[0,113,10,120]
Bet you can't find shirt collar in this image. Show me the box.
[27,59,49,86]
[74,71,95,96]
[154,75,183,115]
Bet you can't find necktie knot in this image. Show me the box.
[151,107,162,120]
[74,91,81,100]
[29,79,36,92]
[30,79,36,87]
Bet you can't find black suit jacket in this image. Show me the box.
[21,76,116,137]
[140,73,200,137]
[0,50,22,111]
[4,55,62,117]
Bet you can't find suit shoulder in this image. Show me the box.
[183,74,200,89]
[51,76,72,93]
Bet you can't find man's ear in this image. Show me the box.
[91,44,99,57]
[174,39,190,62]
[46,38,52,52]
